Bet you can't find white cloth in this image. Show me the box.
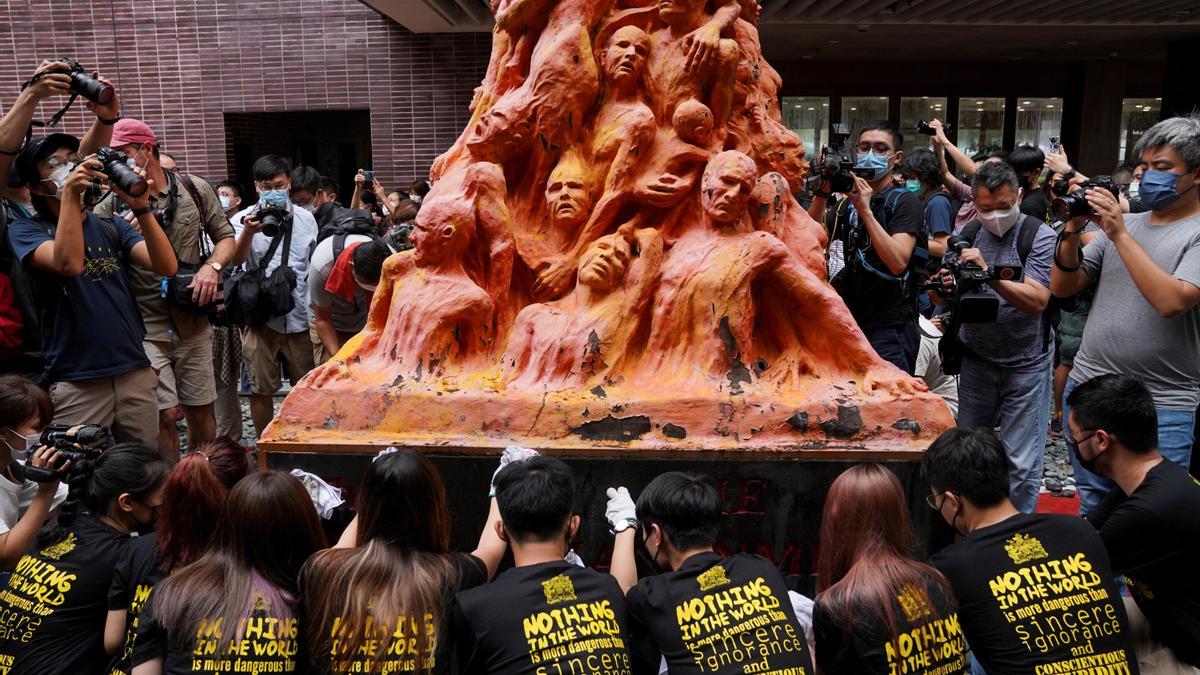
[916,315,959,418]
[289,468,344,520]
[231,204,318,334]
[0,466,68,534]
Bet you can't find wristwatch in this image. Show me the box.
[207,261,223,273]
[611,518,639,534]
[131,206,152,216]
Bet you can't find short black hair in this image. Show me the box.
[1067,375,1158,454]
[1008,145,1045,174]
[321,177,339,196]
[858,120,904,152]
[900,148,941,187]
[290,166,321,193]
[494,456,575,543]
[636,472,721,550]
[352,240,391,284]
[216,180,242,199]
[252,155,291,182]
[921,428,1011,507]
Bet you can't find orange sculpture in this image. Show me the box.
[263,0,954,455]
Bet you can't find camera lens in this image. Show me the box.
[69,70,114,105]
[1051,194,1089,221]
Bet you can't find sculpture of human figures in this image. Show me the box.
[305,164,513,388]
[503,224,663,390]
[639,151,913,392]
[749,172,827,279]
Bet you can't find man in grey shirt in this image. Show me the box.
[1052,116,1200,515]
[949,161,1058,514]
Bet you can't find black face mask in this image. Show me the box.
[1071,442,1100,475]
[135,503,159,537]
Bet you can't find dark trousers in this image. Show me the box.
[863,321,919,375]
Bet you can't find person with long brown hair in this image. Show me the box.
[105,437,253,674]
[300,448,509,675]
[131,470,325,675]
[813,463,967,674]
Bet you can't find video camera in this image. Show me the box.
[808,123,873,194]
[22,424,112,483]
[258,205,293,238]
[1051,175,1119,221]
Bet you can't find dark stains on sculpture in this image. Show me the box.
[892,418,921,436]
[819,404,863,439]
[662,423,687,439]
[786,411,808,432]
[571,415,653,441]
[590,385,608,398]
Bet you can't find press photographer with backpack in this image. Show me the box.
[229,155,318,439]
[93,118,235,460]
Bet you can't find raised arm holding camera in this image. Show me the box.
[1051,116,1200,517]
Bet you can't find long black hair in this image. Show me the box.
[39,443,171,547]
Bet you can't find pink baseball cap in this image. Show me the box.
[110,118,158,147]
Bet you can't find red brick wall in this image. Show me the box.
[0,0,490,188]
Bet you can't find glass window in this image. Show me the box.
[781,97,829,160]
[840,96,891,138]
[957,97,1006,157]
[1120,98,1162,163]
[900,97,948,153]
[1015,98,1062,151]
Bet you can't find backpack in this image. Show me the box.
[309,204,378,261]
[832,187,931,299]
[225,226,296,327]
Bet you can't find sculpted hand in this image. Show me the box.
[533,256,576,301]
[683,23,722,72]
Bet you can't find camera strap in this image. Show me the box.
[18,70,81,152]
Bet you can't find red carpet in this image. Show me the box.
[1037,491,1081,515]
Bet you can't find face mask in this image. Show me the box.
[4,428,37,463]
[299,202,318,214]
[979,205,1021,237]
[42,164,73,198]
[855,151,891,181]
[1070,440,1100,475]
[136,504,159,536]
[1138,169,1194,211]
[219,195,232,210]
[260,189,289,207]
[1127,180,1139,199]
[904,179,922,194]
[124,145,147,171]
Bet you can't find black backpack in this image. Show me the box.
[225,226,296,327]
[309,204,378,260]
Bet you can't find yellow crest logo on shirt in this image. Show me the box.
[697,565,731,592]
[897,583,933,623]
[39,533,77,560]
[1004,533,1048,565]
[542,574,577,605]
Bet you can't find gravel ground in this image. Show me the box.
[1041,433,1077,497]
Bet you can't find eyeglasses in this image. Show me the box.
[1067,428,1097,447]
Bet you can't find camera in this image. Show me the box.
[916,120,949,135]
[361,170,374,182]
[94,146,149,198]
[1051,175,1119,221]
[257,205,293,238]
[1048,177,1071,198]
[59,58,114,105]
[1050,136,1060,148]
[22,424,112,483]
[808,124,873,194]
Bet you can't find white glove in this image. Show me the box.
[489,445,540,496]
[605,487,637,530]
[289,469,344,520]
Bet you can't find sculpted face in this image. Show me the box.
[739,0,761,24]
[546,160,591,229]
[657,0,702,24]
[673,99,713,147]
[603,27,649,87]
[749,172,788,230]
[410,206,469,267]
[701,151,757,225]
[466,99,533,162]
[577,233,633,292]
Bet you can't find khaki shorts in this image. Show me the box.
[242,326,316,396]
[50,367,159,448]
[144,330,217,410]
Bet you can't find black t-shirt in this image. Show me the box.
[826,186,924,330]
[305,552,487,674]
[106,533,164,675]
[1088,459,1200,667]
[626,552,815,675]
[1020,187,1050,222]
[812,569,967,675]
[453,561,635,675]
[931,513,1138,675]
[0,514,131,674]
[134,587,301,675]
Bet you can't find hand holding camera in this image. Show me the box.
[848,174,874,212]
[23,424,110,483]
[23,61,73,101]
[64,156,108,198]
[94,146,152,207]
[1084,185,1126,240]
[27,446,69,493]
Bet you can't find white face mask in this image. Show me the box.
[3,428,37,463]
[42,164,73,198]
[219,195,232,210]
[299,202,318,215]
[979,205,1021,237]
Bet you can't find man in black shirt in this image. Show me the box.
[1069,374,1200,668]
[923,427,1138,675]
[616,472,815,675]
[1010,144,1049,222]
[811,121,926,373]
[453,456,637,675]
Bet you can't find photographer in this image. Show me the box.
[0,375,68,571]
[230,155,317,439]
[812,121,925,373]
[93,119,235,459]
[6,130,176,449]
[899,148,954,258]
[1051,116,1200,517]
[928,119,1008,231]
[942,161,1056,514]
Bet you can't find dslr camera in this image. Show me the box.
[23,424,112,483]
[257,205,293,238]
[94,146,149,198]
[58,58,114,105]
[916,119,950,135]
[1051,175,1119,221]
[808,124,873,194]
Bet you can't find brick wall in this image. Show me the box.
[0,0,491,189]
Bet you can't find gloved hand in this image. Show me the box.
[489,445,540,497]
[605,487,638,531]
